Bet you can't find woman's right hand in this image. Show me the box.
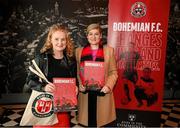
[44,83,55,93]
[79,84,86,92]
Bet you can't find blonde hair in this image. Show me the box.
[86,23,102,35]
[40,24,74,57]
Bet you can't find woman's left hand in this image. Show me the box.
[100,86,111,94]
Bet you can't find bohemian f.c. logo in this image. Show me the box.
[128,114,136,122]
[131,2,146,18]
[32,93,54,118]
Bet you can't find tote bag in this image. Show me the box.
[20,90,58,126]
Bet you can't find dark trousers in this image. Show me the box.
[88,91,97,127]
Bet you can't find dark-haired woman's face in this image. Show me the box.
[87,29,102,45]
[51,30,67,52]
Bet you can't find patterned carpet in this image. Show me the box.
[0,101,180,127]
[161,102,180,127]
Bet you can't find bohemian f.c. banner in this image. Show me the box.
[108,0,170,127]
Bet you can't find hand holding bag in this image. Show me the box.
[20,59,58,126]
[20,90,58,126]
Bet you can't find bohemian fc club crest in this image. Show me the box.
[131,2,146,18]
[32,93,54,118]
[128,114,136,121]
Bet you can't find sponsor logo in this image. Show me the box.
[128,114,136,122]
[32,93,53,118]
[131,2,146,18]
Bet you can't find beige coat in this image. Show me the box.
[75,45,118,126]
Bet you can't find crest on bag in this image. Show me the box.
[32,93,54,118]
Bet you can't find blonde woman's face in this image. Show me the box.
[51,30,67,52]
[87,29,102,45]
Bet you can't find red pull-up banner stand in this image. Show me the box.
[108,0,170,127]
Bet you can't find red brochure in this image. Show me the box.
[84,61,105,91]
[53,78,77,112]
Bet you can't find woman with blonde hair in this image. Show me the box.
[76,23,118,127]
[26,23,77,127]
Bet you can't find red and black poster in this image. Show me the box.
[108,0,170,127]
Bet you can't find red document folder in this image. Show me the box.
[53,78,77,112]
[84,61,105,91]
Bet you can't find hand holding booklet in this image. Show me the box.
[20,60,77,126]
[29,59,77,112]
[83,61,105,91]
[53,78,77,112]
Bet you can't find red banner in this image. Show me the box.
[108,0,170,126]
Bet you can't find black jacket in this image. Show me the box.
[25,52,77,92]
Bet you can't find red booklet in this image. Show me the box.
[53,78,77,112]
[84,61,105,91]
